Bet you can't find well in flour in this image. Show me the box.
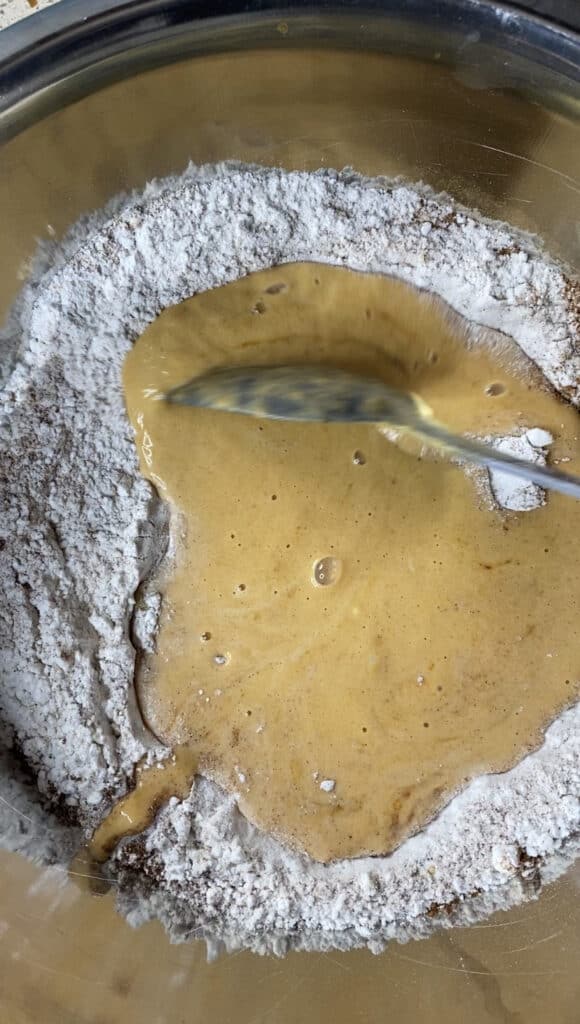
[0,162,578,954]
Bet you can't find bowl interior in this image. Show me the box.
[0,5,579,1022]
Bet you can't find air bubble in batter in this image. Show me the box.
[312,556,343,587]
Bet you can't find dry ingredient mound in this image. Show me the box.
[0,162,578,954]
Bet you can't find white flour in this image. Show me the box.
[489,432,550,511]
[0,162,578,953]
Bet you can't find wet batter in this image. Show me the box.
[122,264,580,862]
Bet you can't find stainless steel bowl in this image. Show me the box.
[0,2,579,1022]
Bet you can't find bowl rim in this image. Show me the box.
[0,0,578,134]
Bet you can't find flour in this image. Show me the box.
[489,432,549,511]
[319,779,336,793]
[0,162,578,952]
[526,427,554,449]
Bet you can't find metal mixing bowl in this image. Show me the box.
[0,2,579,1022]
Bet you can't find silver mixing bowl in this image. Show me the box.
[0,2,579,1022]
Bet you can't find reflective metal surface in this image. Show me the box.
[0,0,579,138]
[0,2,579,1021]
[1,849,579,1024]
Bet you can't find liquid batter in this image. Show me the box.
[123,264,580,862]
[90,747,197,863]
